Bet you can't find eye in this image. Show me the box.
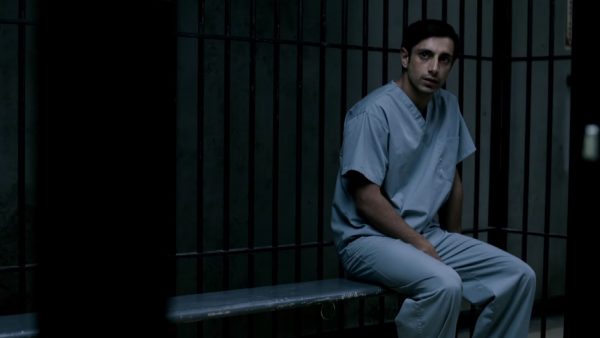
[418,51,432,60]
[439,55,452,64]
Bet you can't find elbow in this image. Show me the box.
[353,185,381,216]
[354,192,371,215]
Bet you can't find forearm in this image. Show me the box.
[344,170,439,259]
[354,182,438,259]
[440,171,463,233]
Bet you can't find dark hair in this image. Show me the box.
[401,19,460,60]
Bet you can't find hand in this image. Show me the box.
[413,237,441,261]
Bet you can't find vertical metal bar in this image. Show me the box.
[223,0,232,336]
[361,0,368,96]
[196,1,206,337]
[522,0,533,262]
[17,0,27,313]
[317,0,327,282]
[454,0,465,204]
[317,5,327,335]
[272,1,281,336]
[223,0,231,289]
[248,0,257,289]
[403,1,409,30]
[442,0,448,21]
[422,0,428,20]
[458,0,465,107]
[382,0,389,84]
[489,0,512,250]
[473,0,483,240]
[378,294,385,329]
[540,1,557,336]
[272,0,281,288]
[339,0,348,136]
[294,2,304,335]
[294,0,304,284]
[248,2,257,337]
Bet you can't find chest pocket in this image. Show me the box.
[435,136,459,182]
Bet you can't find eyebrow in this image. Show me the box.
[414,48,454,59]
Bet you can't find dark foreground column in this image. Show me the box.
[36,1,176,337]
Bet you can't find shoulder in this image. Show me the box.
[346,83,402,122]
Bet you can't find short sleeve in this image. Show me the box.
[340,110,389,185]
[457,114,476,163]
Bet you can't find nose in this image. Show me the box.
[428,58,439,74]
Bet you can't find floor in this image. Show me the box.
[456,314,564,338]
[307,311,565,338]
[528,314,564,338]
[309,313,565,338]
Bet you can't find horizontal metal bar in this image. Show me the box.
[177,32,570,63]
[511,55,572,62]
[175,241,334,259]
[178,31,401,53]
[463,227,567,239]
[0,264,37,273]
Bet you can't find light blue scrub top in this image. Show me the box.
[331,81,476,251]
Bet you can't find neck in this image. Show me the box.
[395,77,430,118]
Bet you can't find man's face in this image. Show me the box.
[401,37,455,96]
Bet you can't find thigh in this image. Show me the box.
[433,231,532,304]
[339,235,459,294]
[435,231,527,275]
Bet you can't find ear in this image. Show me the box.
[400,47,409,68]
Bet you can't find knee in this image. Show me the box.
[443,271,463,296]
[427,269,463,299]
[519,263,536,291]
[506,260,536,294]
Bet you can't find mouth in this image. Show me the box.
[421,77,440,90]
[422,77,439,86]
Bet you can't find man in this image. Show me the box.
[330,19,536,338]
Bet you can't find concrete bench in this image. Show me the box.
[0,278,392,336]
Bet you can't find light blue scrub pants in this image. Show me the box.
[339,226,536,338]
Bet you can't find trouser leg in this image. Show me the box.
[433,231,537,338]
[339,236,463,338]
